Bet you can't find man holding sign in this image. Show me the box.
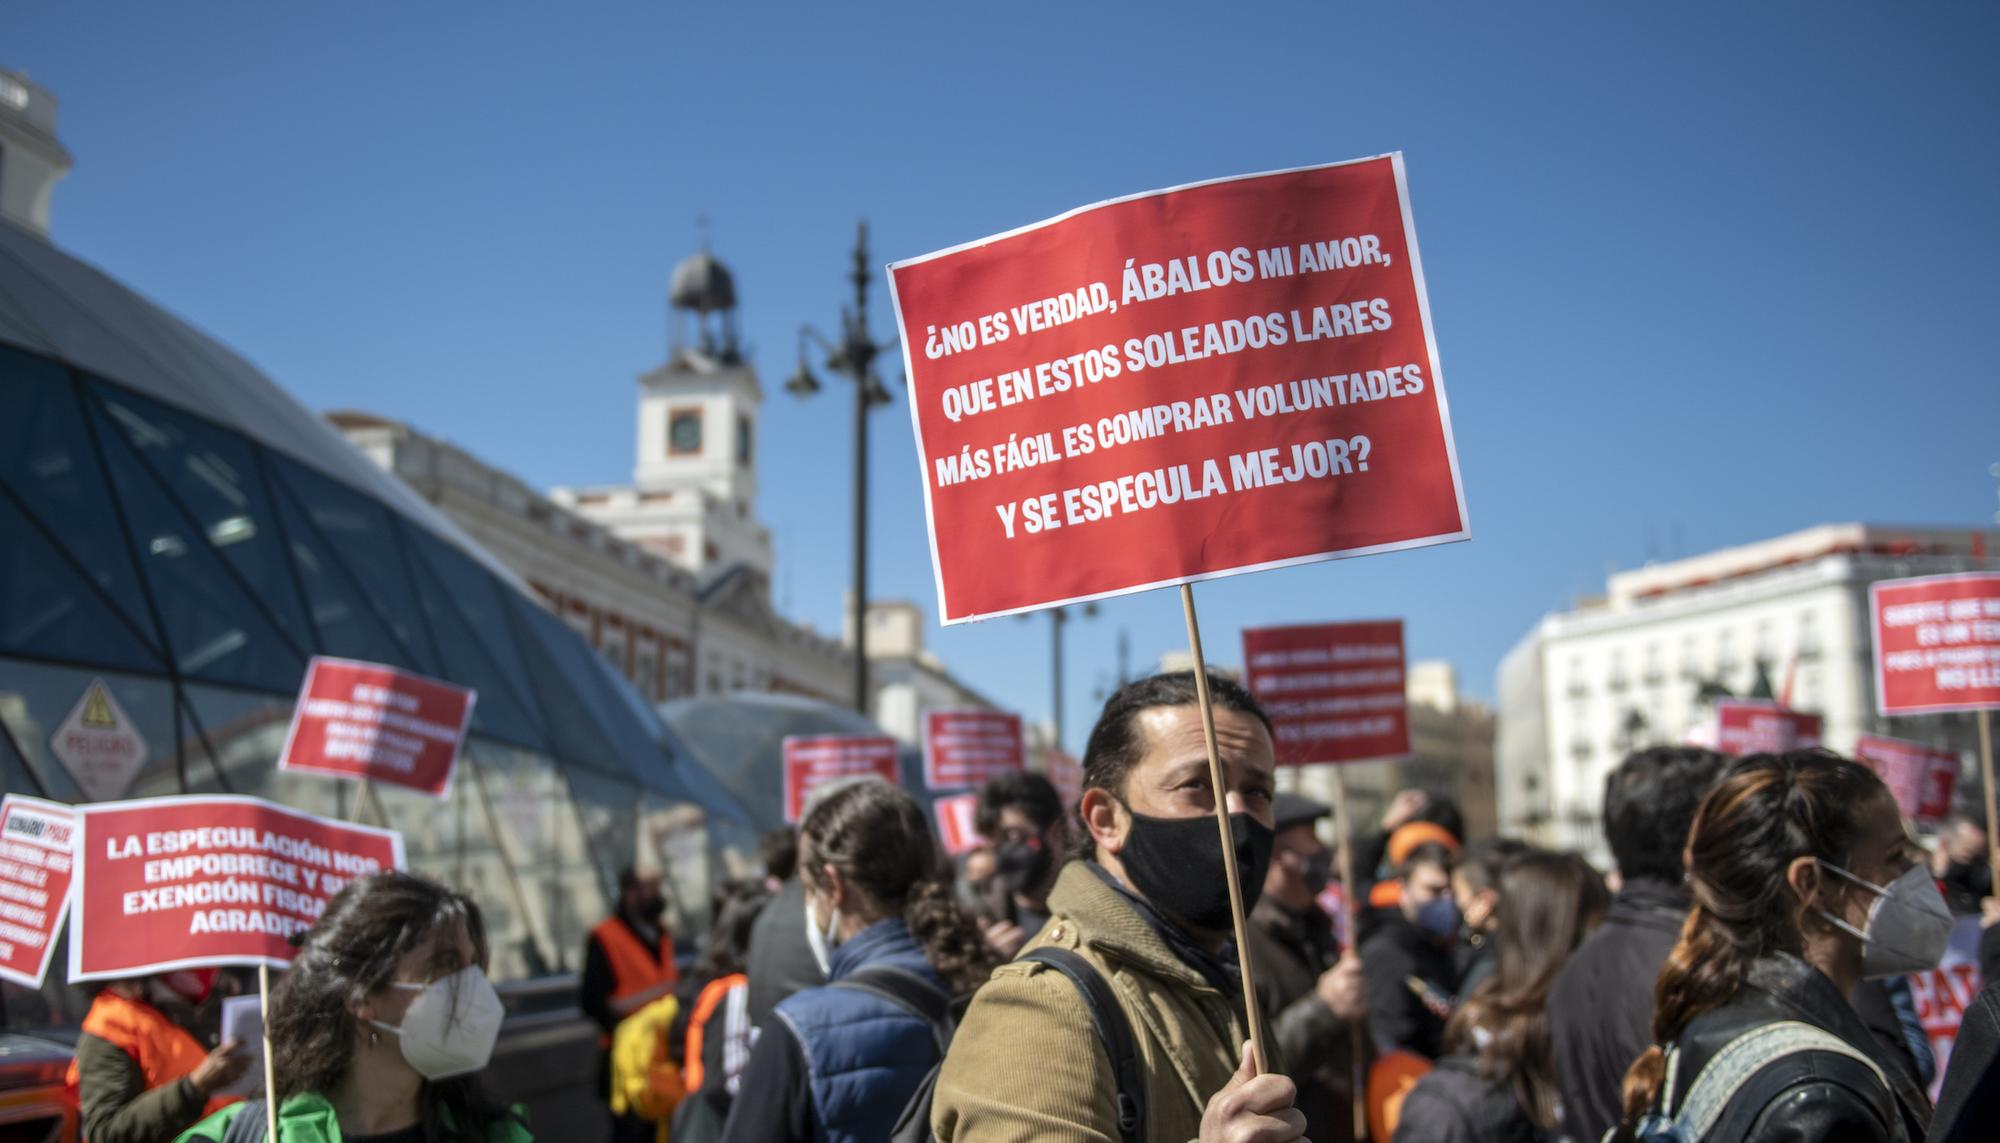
[933,673,1305,1142]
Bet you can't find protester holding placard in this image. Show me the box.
[178,870,524,1143]
[969,771,1068,958]
[933,672,1307,1143]
[720,780,995,1143]
[68,969,249,1143]
[1614,751,1940,1142]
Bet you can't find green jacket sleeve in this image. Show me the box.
[931,959,1123,1143]
[75,1030,210,1143]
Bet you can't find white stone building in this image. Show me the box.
[1496,523,1998,859]
[0,69,69,237]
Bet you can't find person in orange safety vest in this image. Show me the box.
[581,866,679,1143]
[65,969,250,1143]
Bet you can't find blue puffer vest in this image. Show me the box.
[773,917,945,1143]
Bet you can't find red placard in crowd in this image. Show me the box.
[69,795,404,980]
[1242,621,1409,765]
[0,795,77,988]
[781,736,901,824]
[933,793,985,857]
[1854,734,1959,824]
[924,711,1025,790]
[1871,572,2000,716]
[1714,700,1823,757]
[889,154,1468,623]
[278,657,477,798]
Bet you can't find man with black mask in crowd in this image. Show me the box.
[1248,793,1368,1143]
[582,865,680,1143]
[1547,745,1724,1143]
[934,671,1307,1142]
[972,771,1069,958]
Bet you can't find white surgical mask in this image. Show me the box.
[1815,861,1955,978]
[803,892,840,978]
[368,965,505,1080]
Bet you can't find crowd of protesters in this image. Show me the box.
[43,667,2000,1142]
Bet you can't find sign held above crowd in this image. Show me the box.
[0,795,76,988]
[1242,620,1410,766]
[889,153,1468,624]
[278,656,477,798]
[781,736,901,824]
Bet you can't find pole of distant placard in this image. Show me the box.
[1981,709,1997,884]
[1327,771,1370,1141]
[1177,583,1269,1075]
[259,963,279,1139]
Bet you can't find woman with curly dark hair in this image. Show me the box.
[720,779,996,1143]
[1613,751,1943,1142]
[177,871,527,1143]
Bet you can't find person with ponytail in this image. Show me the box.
[719,779,996,1143]
[1392,850,1608,1142]
[1614,750,1946,1142]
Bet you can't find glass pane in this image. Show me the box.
[268,459,441,674]
[84,397,306,693]
[0,659,180,803]
[0,345,161,650]
[404,531,543,719]
[174,683,337,814]
[0,491,165,673]
[562,766,639,909]
[399,534,553,754]
[501,596,633,778]
[89,379,315,651]
[639,791,720,950]
[474,741,607,975]
[266,470,419,670]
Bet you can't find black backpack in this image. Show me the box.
[835,949,1147,1143]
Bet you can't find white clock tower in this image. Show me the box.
[553,248,774,582]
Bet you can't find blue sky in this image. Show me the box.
[11,2,1999,749]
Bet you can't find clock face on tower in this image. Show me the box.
[668,409,703,455]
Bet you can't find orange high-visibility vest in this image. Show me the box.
[681,973,746,1093]
[592,917,679,1018]
[64,991,236,1118]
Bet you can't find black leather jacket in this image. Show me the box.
[1647,953,1931,1142]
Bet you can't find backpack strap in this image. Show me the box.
[1022,947,1146,1143]
[1668,1020,1889,1140]
[831,965,954,1052]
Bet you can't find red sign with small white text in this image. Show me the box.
[781,736,901,824]
[1243,621,1409,765]
[889,154,1468,623]
[70,795,404,980]
[924,711,1025,791]
[1714,700,1823,757]
[279,656,476,798]
[1870,572,2000,716]
[1854,734,1958,824]
[0,795,76,988]
[933,793,985,857]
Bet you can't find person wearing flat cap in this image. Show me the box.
[1248,792,1370,1143]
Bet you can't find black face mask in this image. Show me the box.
[1300,850,1333,897]
[1117,804,1273,933]
[634,894,666,922]
[993,838,1054,895]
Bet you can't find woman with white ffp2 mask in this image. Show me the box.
[176,871,532,1143]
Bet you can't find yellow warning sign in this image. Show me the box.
[79,683,117,730]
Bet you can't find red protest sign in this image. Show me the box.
[1243,621,1409,766]
[923,711,1025,791]
[781,736,901,824]
[70,795,404,980]
[933,793,985,857]
[279,656,477,798]
[0,795,77,988]
[1855,734,1959,824]
[1870,572,2000,716]
[889,154,1468,623]
[1714,700,1822,757]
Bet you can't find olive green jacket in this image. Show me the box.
[932,861,1251,1143]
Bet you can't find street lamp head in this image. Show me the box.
[785,357,822,397]
[864,373,894,407]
